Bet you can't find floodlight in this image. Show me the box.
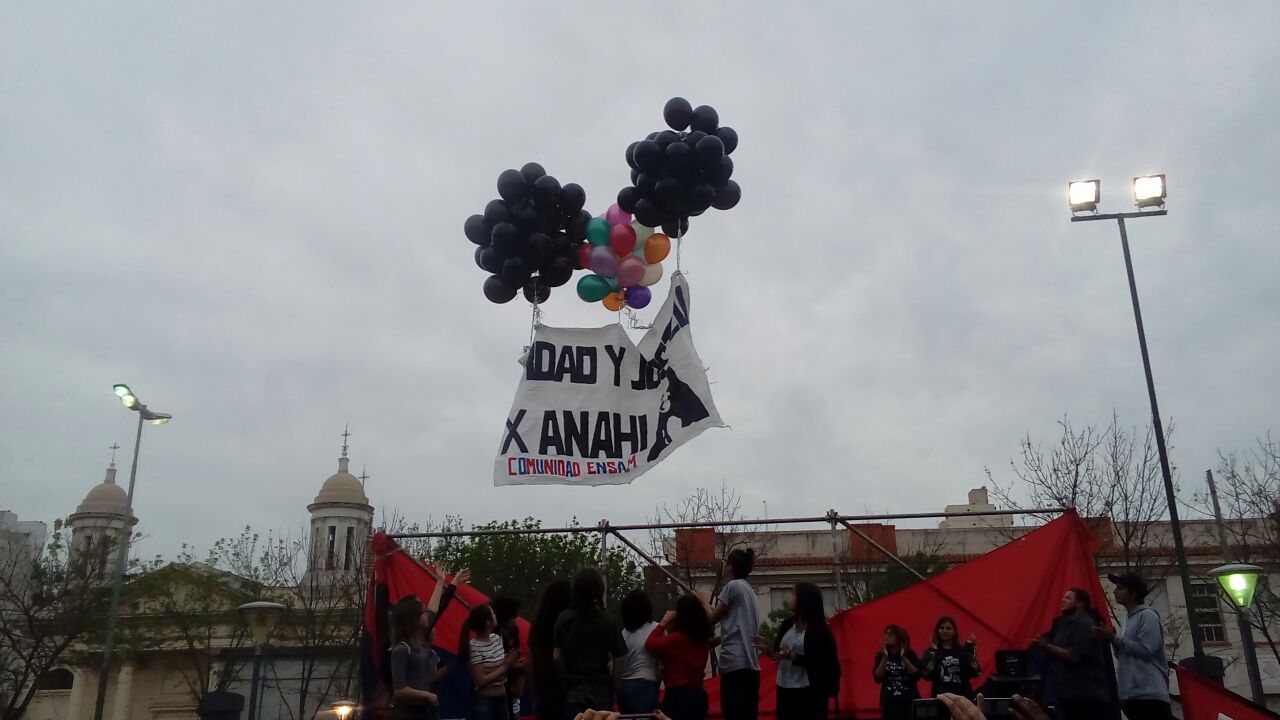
[1210,563,1263,609]
[1069,180,1100,212]
[113,384,132,398]
[1133,174,1167,208]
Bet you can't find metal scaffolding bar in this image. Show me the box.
[385,507,1067,540]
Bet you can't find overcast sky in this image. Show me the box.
[2,3,1277,560]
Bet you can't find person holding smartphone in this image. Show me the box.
[872,624,920,720]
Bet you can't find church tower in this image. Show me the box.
[306,427,373,582]
[68,454,137,577]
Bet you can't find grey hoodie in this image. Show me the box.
[1112,604,1170,703]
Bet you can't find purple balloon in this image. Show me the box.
[605,202,633,227]
[616,256,646,287]
[625,286,652,309]
[589,245,619,278]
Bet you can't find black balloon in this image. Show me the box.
[522,278,551,304]
[687,183,716,213]
[483,275,518,304]
[635,172,657,195]
[663,96,693,131]
[483,198,509,225]
[497,169,526,202]
[685,130,707,147]
[634,198,662,227]
[526,232,553,264]
[560,183,586,213]
[664,141,692,173]
[513,204,539,232]
[566,210,589,241]
[626,141,639,169]
[479,246,502,273]
[716,126,738,154]
[474,246,486,270]
[531,174,561,208]
[520,162,546,184]
[695,135,725,168]
[662,217,690,237]
[502,257,529,286]
[616,185,641,213]
[491,222,522,256]
[550,232,570,255]
[655,177,684,203]
[712,154,734,184]
[465,214,488,245]
[712,180,741,210]
[691,105,719,133]
[655,130,678,148]
[543,256,574,287]
[633,140,662,172]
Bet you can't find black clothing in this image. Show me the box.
[1048,612,1109,704]
[776,686,826,720]
[661,685,710,720]
[1122,699,1173,720]
[873,650,921,718]
[720,668,761,720]
[920,643,980,699]
[772,618,841,698]
[553,608,625,720]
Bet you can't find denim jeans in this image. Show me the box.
[617,679,660,715]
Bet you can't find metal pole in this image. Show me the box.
[599,521,609,602]
[1206,470,1264,702]
[247,643,264,720]
[827,510,847,611]
[607,528,699,597]
[92,411,144,720]
[1117,216,1204,660]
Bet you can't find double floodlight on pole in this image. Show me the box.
[1066,174,1213,670]
[92,384,173,720]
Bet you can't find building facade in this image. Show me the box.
[22,442,373,720]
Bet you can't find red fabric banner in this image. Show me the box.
[1177,667,1280,720]
[826,511,1106,718]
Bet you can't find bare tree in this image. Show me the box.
[0,521,115,720]
[646,482,777,593]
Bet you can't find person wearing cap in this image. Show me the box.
[1094,573,1171,720]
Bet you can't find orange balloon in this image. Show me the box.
[602,292,625,312]
[644,233,671,264]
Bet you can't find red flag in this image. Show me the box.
[1177,667,1280,720]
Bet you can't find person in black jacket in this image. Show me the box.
[765,583,840,720]
[920,616,981,699]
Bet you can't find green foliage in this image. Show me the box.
[758,604,792,646]
[425,517,643,614]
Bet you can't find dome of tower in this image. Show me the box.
[313,457,369,506]
[74,466,132,516]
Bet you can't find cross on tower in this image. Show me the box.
[109,443,121,466]
[340,424,351,458]
[359,466,370,486]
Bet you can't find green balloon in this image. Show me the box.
[576,274,612,303]
[586,216,611,246]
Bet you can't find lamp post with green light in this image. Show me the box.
[1209,563,1265,704]
[92,384,172,720]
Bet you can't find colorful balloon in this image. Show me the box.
[602,292,625,312]
[576,243,591,270]
[588,245,619,278]
[639,262,663,287]
[625,286,652,309]
[616,256,646,287]
[631,223,654,242]
[586,216,611,246]
[610,224,637,257]
[605,203,632,226]
[644,233,671,264]
[576,274,612,303]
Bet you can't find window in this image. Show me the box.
[344,527,354,570]
[34,668,74,691]
[325,526,336,570]
[1189,581,1225,642]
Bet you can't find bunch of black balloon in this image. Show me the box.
[465,163,590,304]
[616,97,741,236]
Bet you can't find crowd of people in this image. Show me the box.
[385,551,1172,720]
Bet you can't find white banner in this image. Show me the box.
[494,273,723,486]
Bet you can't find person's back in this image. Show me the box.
[717,577,760,673]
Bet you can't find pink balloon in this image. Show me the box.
[589,245,619,278]
[605,203,633,226]
[610,224,637,257]
[616,256,646,287]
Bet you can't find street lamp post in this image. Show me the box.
[239,601,287,720]
[1209,563,1266,704]
[92,384,172,720]
[1068,176,1208,663]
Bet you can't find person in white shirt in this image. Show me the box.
[710,548,761,720]
[617,589,661,714]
